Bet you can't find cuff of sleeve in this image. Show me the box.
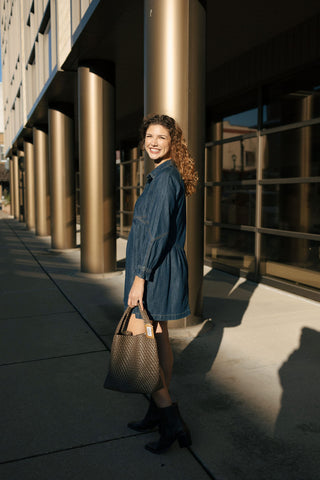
[135,265,153,281]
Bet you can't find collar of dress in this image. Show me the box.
[147,159,173,182]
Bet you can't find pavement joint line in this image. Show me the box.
[0,432,150,466]
[1,286,65,294]
[5,219,111,353]
[0,310,76,321]
[0,434,220,480]
[0,310,84,321]
[188,447,219,480]
[0,349,108,368]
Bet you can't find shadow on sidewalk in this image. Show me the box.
[273,327,320,477]
[173,269,258,377]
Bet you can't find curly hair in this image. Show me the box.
[141,114,198,196]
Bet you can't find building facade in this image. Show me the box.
[1,0,320,321]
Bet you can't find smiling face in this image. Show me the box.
[145,124,172,166]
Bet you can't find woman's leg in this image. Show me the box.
[145,321,192,453]
[152,321,174,408]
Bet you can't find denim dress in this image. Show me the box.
[124,160,190,321]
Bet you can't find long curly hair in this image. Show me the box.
[141,114,198,196]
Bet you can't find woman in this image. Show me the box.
[124,114,198,454]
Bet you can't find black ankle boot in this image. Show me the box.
[145,403,192,454]
[127,398,161,433]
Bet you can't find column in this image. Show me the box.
[24,140,36,230]
[144,0,206,326]
[12,154,20,219]
[18,151,25,223]
[78,62,116,273]
[9,158,14,216]
[33,127,51,236]
[48,107,76,250]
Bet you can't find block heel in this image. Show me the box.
[145,403,192,454]
[178,430,192,448]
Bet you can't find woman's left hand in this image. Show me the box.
[128,276,145,309]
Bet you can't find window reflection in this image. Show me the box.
[206,137,257,182]
[119,152,143,237]
[205,227,255,272]
[262,183,320,234]
[224,108,258,131]
[263,86,320,128]
[207,185,256,226]
[263,125,320,178]
[261,235,320,289]
[263,92,309,128]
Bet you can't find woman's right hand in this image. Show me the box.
[128,276,145,310]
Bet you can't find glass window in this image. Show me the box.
[263,92,311,128]
[119,155,143,237]
[206,137,258,182]
[262,183,320,234]
[205,227,255,272]
[123,188,136,212]
[263,124,320,178]
[261,234,320,289]
[206,185,256,226]
[263,73,320,129]
[122,160,143,188]
[223,107,258,135]
[121,212,133,236]
[44,21,52,74]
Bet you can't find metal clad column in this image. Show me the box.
[24,140,36,230]
[33,127,51,236]
[78,63,116,273]
[9,158,15,217]
[12,154,20,219]
[48,108,76,250]
[144,0,206,326]
[18,151,25,222]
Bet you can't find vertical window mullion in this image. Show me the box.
[255,88,263,277]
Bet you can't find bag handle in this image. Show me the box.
[115,306,132,335]
[116,303,151,335]
[137,302,152,325]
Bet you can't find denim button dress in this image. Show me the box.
[124,160,190,321]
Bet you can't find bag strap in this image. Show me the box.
[138,302,152,325]
[116,303,151,335]
[115,306,132,335]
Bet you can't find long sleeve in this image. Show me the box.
[134,174,179,281]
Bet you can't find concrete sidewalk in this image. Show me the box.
[0,212,319,480]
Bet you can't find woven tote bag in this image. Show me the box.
[104,304,163,394]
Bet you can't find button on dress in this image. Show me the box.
[124,160,190,321]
